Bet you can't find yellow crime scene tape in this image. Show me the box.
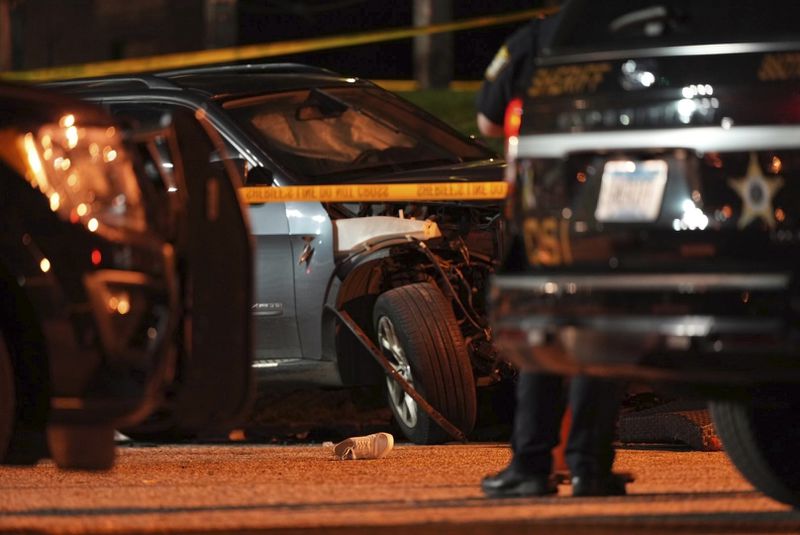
[0,6,559,82]
[240,182,508,204]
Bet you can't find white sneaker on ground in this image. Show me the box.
[332,432,394,460]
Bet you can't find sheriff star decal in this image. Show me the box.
[727,153,784,229]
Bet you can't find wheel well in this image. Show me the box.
[0,263,50,430]
[331,250,443,386]
[332,259,385,386]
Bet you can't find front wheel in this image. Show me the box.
[710,385,800,507]
[373,282,476,444]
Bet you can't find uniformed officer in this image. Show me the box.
[476,14,556,137]
[478,7,629,498]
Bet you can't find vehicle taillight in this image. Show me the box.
[504,97,524,139]
[503,97,524,189]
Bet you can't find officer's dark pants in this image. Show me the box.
[509,372,623,477]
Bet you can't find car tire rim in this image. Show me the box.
[377,315,418,429]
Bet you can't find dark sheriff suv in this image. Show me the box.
[492,0,800,507]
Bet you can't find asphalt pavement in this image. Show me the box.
[1,442,799,534]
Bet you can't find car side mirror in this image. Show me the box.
[246,166,273,186]
[218,156,273,186]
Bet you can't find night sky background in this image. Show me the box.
[237,0,542,79]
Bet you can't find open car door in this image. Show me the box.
[126,108,253,437]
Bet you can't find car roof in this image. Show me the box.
[43,63,373,101]
[547,0,800,60]
[1,80,114,127]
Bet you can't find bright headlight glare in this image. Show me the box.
[4,122,146,232]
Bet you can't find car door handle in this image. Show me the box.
[298,236,315,266]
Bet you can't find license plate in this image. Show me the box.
[595,160,668,222]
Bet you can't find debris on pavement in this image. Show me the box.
[324,432,395,460]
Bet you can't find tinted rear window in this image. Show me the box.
[550,0,800,53]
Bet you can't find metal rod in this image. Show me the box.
[327,305,467,443]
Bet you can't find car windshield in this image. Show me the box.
[223,86,493,181]
[551,0,800,54]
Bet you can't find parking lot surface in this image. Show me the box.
[1,442,799,534]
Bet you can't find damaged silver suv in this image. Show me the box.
[51,64,507,444]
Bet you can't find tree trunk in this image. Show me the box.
[413,0,452,89]
[0,0,11,71]
[205,0,237,50]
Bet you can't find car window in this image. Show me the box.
[551,0,800,54]
[106,103,181,188]
[107,101,258,180]
[223,86,493,182]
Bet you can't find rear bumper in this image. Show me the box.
[512,125,800,159]
[490,272,800,384]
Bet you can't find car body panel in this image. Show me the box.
[248,202,302,360]
[120,108,255,433]
[170,112,254,429]
[286,200,335,361]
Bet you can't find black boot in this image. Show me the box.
[570,472,629,497]
[481,466,557,498]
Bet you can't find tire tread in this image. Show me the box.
[710,399,800,506]
[373,282,476,444]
